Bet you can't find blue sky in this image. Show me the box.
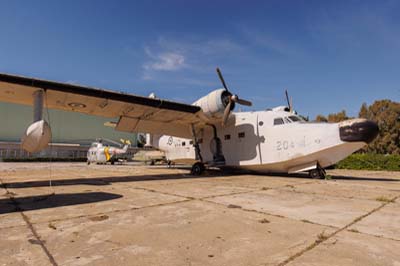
[0,0,399,119]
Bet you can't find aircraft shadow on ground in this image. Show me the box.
[1,170,226,189]
[1,168,398,190]
[0,192,123,214]
[245,171,400,182]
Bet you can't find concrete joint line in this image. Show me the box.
[276,195,400,266]
[133,186,194,200]
[0,179,58,266]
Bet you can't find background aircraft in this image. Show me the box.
[86,138,131,165]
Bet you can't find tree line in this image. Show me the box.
[314,100,400,155]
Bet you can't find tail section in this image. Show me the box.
[119,139,131,152]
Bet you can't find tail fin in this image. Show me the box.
[120,139,131,152]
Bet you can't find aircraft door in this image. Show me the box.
[230,113,262,166]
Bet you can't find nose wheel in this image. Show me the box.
[191,162,205,176]
[309,163,326,179]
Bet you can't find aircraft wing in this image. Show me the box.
[0,73,207,138]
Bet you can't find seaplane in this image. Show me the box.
[0,68,379,178]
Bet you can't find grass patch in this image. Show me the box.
[259,218,270,224]
[375,196,395,203]
[348,228,359,233]
[227,204,242,209]
[316,231,329,243]
[335,153,400,171]
[48,222,57,230]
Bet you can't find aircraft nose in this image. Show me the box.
[339,119,379,144]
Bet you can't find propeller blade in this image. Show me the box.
[216,67,229,91]
[235,97,252,106]
[222,100,232,126]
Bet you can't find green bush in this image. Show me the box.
[335,154,400,171]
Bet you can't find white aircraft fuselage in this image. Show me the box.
[155,108,378,174]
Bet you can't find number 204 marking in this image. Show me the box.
[276,141,295,151]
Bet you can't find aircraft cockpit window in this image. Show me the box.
[274,118,284,125]
[284,117,292,123]
[288,115,301,122]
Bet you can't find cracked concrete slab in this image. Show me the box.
[348,203,400,240]
[286,230,400,266]
[0,163,399,266]
[0,188,27,229]
[0,225,53,266]
[18,187,187,224]
[279,180,400,201]
[208,189,382,227]
[35,200,334,266]
[136,180,256,198]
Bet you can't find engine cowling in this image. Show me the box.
[193,89,234,119]
[21,120,52,153]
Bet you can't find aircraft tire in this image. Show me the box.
[309,169,322,179]
[191,162,205,176]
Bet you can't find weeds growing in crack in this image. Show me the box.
[375,196,395,203]
[316,231,328,243]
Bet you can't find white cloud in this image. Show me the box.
[143,46,186,72]
[145,52,185,71]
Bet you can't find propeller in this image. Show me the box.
[285,89,293,113]
[216,68,252,126]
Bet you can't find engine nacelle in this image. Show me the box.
[21,120,52,153]
[193,89,234,119]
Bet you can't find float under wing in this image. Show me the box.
[0,73,207,138]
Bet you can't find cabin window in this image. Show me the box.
[224,134,231,140]
[274,118,284,125]
[198,138,203,144]
[238,132,245,138]
[182,142,186,146]
[189,140,194,145]
[258,121,264,126]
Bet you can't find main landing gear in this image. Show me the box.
[309,163,326,179]
[191,162,205,176]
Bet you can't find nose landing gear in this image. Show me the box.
[309,163,326,179]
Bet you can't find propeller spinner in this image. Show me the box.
[216,68,252,126]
